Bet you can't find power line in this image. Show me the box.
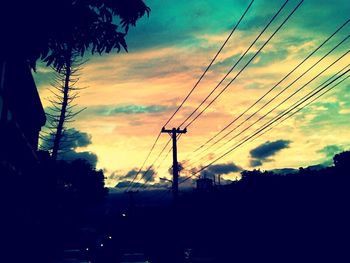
[190,49,350,168]
[162,0,255,128]
[188,19,350,157]
[212,68,350,168]
[155,144,173,171]
[204,48,350,160]
[182,0,304,129]
[226,68,350,159]
[251,65,350,142]
[130,137,172,191]
[178,0,290,128]
[125,131,162,191]
[187,32,350,165]
[188,67,350,179]
[180,8,349,188]
[132,0,255,192]
[140,133,183,191]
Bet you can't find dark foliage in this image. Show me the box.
[0,156,108,263]
[36,156,108,206]
[333,150,350,169]
[0,0,150,70]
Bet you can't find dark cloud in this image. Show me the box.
[168,163,184,176]
[178,176,196,189]
[114,180,168,190]
[41,128,98,168]
[250,140,291,159]
[121,169,138,180]
[250,159,263,168]
[115,181,143,189]
[41,128,92,150]
[249,140,291,167]
[270,168,298,175]
[201,162,242,177]
[144,181,171,190]
[63,128,92,149]
[116,167,157,183]
[82,104,174,117]
[60,151,98,168]
[58,129,97,167]
[306,164,326,171]
[143,168,157,183]
[108,172,121,180]
[110,105,170,115]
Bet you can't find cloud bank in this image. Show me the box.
[249,140,291,167]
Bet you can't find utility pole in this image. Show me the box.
[161,127,187,201]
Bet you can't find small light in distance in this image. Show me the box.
[100,244,104,247]
[122,213,126,217]
[108,236,112,240]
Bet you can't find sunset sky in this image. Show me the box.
[34,0,350,188]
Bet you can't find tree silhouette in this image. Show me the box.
[0,0,150,70]
[333,150,350,170]
[41,53,86,160]
[54,159,108,204]
[23,0,151,158]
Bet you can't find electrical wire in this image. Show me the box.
[188,19,350,157]
[186,67,350,181]
[187,32,350,166]
[162,0,255,128]
[133,0,256,192]
[125,131,162,191]
[178,0,291,128]
[182,0,304,129]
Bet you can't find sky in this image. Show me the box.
[34,0,350,188]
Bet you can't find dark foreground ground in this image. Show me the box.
[84,168,350,263]
[2,165,350,263]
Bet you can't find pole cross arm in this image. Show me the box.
[161,127,187,133]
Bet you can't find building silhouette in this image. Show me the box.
[0,59,46,172]
[196,177,214,192]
